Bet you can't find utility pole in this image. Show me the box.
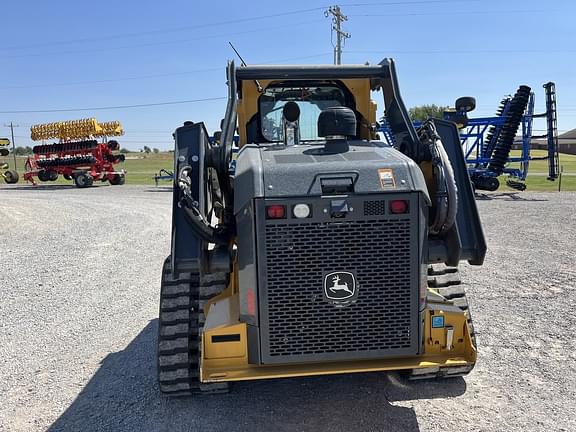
[325,5,351,65]
[4,122,19,170]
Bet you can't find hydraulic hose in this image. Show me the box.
[177,165,234,246]
[434,136,458,235]
[181,204,233,246]
[420,121,458,236]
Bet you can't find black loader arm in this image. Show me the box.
[379,59,425,163]
[170,122,212,274]
[432,119,487,265]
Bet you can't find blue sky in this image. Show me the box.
[1,0,574,150]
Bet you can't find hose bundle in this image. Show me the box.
[418,120,458,236]
[177,166,234,245]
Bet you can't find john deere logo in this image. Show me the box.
[323,271,357,305]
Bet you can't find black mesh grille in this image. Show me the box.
[262,218,414,361]
[364,200,386,216]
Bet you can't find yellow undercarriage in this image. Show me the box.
[200,287,476,383]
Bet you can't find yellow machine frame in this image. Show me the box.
[198,75,476,383]
[200,274,475,383]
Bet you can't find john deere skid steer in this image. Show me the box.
[157,59,486,395]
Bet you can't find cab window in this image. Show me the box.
[259,84,348,142]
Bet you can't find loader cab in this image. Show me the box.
[236,77,378,147]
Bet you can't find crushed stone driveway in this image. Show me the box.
[0,185,574,432]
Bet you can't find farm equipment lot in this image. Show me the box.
[0,186,574,432]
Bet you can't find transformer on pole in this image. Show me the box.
[325,6,351,65]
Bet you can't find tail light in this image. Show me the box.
[266,204,286,219]
[390,200,409,214]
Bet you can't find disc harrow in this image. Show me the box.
[32,140,98,155]
[30,118,124,141]
[36,155,97,167]
[24,118,126,188]
[481,97,510,161]
[488,85,531,175]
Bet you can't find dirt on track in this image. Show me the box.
[0,185,574,432]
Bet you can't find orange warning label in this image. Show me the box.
[378,169,396,189]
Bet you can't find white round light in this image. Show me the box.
[293,204,311,218]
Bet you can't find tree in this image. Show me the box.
[14,146,32,155]
[119,148,130,154]
[408,104,449,121]
[153,148,160,154]
[143,145,151,154]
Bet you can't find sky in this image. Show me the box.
[1,0,575,150]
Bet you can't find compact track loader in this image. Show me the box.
[158,59,486,395]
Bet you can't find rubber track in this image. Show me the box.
[488,86,531,174]
[407,264,476,380]
[157,257,229,396]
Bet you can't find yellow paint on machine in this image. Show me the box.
[200,293,476,383]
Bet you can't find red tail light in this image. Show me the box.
[266,204,286,219]
[246,288,256,316]
[390,199,408,214]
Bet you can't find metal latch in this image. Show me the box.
[445,326,454,350]
[321,176,354,194]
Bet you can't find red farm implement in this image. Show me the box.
[25,118,126,188]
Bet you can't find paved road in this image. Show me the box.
[0,185,574,432]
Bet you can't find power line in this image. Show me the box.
[0,68,221,91]
[346,49,576,54]
[2,19,324,60]
[0,52,332,91]
[1,8,327,53]
[349,9,548,17]
[340,0,479,6]
[0,97,226,114]
[1,1,476,53]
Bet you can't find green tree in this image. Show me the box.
[153,148,160,154]
[408,104,449,121]
[143,145,152,154]
[14,146,32,155]
[119,148,130,154]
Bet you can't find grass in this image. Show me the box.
[10,152,174,186]
[7,149,576,191]
[123,153,174,185]
[497,150,576,192]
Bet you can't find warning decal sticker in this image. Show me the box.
[378,168,396,189]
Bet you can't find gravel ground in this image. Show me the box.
[0,185,574,432]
